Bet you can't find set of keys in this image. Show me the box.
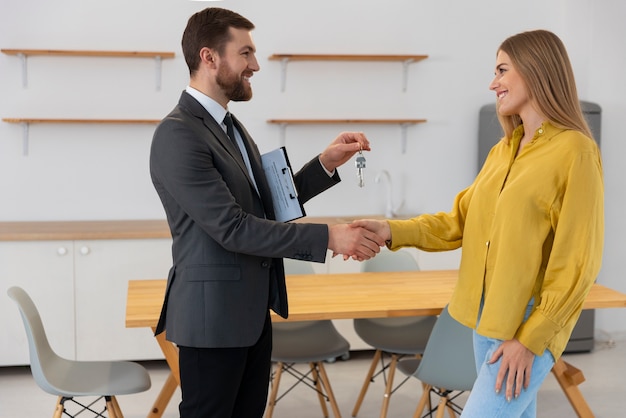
[355,149,366,188]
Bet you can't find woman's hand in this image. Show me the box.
[489,339,535,401]
[350,219,391,242]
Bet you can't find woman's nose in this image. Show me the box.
[489,76,498,91]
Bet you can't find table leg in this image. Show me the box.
[551,358,594,418]
[154,329,181,384]
[148,372,179,418]
[146,327,181,418]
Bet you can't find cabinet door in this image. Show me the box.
[0,241,76,366]
[73,238,172,361]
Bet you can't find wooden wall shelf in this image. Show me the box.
[268,54,428,62]
[1,48,175,89]
[3,118,161,124]
[267,118,427,124]
[267,118,427,153]
[268,54,428,92]
[2,118,161,155]
[1,49,175,58]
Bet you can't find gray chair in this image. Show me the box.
[266,259,350,418]
[352,250,437,418]
[397,305,477,418]
[7,286,151,418]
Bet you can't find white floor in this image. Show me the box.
[1,341,624,418]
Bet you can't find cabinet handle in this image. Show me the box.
[57,247,68,256]
[79,246,91,255]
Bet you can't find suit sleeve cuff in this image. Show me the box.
[318,156,336,177]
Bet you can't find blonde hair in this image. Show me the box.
[496,30,593,140]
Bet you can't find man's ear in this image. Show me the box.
[199,47,216,66]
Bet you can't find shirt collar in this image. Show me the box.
[512,121,565,145]
[185,86,228,125]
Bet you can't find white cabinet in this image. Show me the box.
[0,236,173,366]
[74,238,172,361]
[0,241,76,365]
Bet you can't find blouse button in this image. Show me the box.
[538,128,544,134]
[485,241,490,247]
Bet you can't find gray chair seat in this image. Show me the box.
[7,286,151,418]
[354,316,436,355]
[271,320,350,363]
[38,359,151,397]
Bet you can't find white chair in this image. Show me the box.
[352,250,437,418]
[265,259,350,418]
[7,286,151,418]
[397,305,477,418]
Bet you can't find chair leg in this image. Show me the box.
[435,394,448,418]
[412,384,432,418]
[446,403,457,418]
[311,362,330,418]
[352,349,382,417]
[110,396,124,418]
[105,396,119,418]
[265,362,284,418]
[379,354,398,418]
[317,361,342,418]
[53,396,64,418]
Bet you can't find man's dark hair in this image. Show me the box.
[181,7,255,76]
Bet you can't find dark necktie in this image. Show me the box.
[224,112,237,146]
[224,112,266,211]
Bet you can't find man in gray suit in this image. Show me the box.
[150,7,384,418]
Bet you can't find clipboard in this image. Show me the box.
[261,147,306,222]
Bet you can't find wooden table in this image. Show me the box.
[126,270,626,418]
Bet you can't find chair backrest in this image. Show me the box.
[360,250,422,327]
[7,286,64,395]
[360,249,420,273]
[279,259,317,331]
[415,305,477,391]
[284,258,316,275]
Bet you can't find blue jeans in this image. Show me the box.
[461,303,555,417]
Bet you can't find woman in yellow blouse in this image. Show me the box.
[353,30,603,417]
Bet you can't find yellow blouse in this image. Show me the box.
[388,122,604,360]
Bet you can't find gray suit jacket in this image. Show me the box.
[150,91,339,348]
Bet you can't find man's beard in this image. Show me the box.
[216,61,253,102]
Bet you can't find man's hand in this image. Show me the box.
[489,339,535,402]
[350,219,392,243]
[328,223,385,261]
[319,132,370,173]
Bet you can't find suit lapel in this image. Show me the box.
[204,115,250,177]
[179,92,252,181]
[231,115,276,220]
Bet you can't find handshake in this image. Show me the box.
[327,219,392,261]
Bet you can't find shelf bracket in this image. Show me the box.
[400,123,410,154]
[18,53,28,88]
[279,58,289,92]
[278,123,288,147]
[21,122,30,156]
[402,59,414,92]
[154,56,163,91]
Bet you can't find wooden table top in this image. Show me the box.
[125,270,626,328]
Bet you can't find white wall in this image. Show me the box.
[1,0,625,339]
